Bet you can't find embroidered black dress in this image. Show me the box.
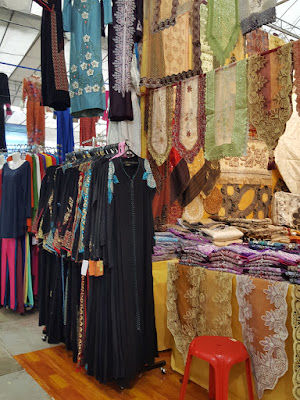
[33,0,70,111]
[106,156,157,386]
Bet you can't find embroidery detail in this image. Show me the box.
[71,65,77,72]
[248,43,293,150]
[236,276,289,399]
[173,75,205,163]
[219,139,273,186]
[83,34,90,42]
[112,0,136,97]
[147,86,173,166]
[143,159,156,189]
[151,0,179,34]
[108,162,119,204]
[82,11,89,19]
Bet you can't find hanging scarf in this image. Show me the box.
[292,285,300,400]
[248,43,293,153]
[167,262,233,363]
[147,86,173,166]
[236,275,289,399]
[294,40,300,117]
[239,0,276,35]
[205,58,248,160]
[173,75,205,163]
[206,0,240,65]
[246,29,269,56]
[178,160,220,207]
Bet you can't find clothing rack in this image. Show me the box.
[0,144,57,155]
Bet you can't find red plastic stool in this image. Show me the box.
[179,336,254,400]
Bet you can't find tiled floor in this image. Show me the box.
[0,308,54,399]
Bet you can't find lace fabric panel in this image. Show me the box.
[272,192,300,229]
[173,75,205,163]
[206,0,240,65]
[167,262,233,363]
[200,3,214,74]
[239,0,276,35]
[219,139,272,185]
[294,41,300,117]
[182,195,204,223]
[292,285,300,400]
[236,275,289,399]
[151,0,179,33]
[141,0,204,88]
[147,86,173,166]
[205,59,248,160]
[248,43,293,151]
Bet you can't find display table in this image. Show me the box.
[152,261,174,351]
[167,263,295,400]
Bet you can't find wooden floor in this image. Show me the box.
[15,346,208,400]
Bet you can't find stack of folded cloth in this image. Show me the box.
[180,243,218,267]
[200,226,244,247]
[220,218,290,243]
[152,232,181,261]
[209,244,257,274]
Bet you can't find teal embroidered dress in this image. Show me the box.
[63,0,112,118]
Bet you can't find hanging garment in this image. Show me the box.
[63,0,112,118]
[55,108,74,161]
[294,40,300,117]
[1,238,17,310]
[80,117,99,146]
[107,54,142,156]
[0,73,11,150]
[33,0,70,111]
[245,29,269,56]
[0,161,31,239]
[106,156,157,386]
[239,0,276,35]
[108,0,143,121]
[22,77,45,146]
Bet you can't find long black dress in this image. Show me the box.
[106,156,158,386]
[33,0,70,111]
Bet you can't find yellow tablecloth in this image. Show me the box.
[152,261,174,351]
[170,267,294,400]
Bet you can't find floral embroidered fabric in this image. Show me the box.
[294,40,300,117]
[248,43,293,151]
[272,192,300,229]
[236,275,289,399]
[291,285,300,400]
[205,59,248,160]
[206,0,240,65]
[219,139,273,186]
[246,29,269,56]
[239,0,276,35]
[173,75,205,163]
[147,86,173,166]
[167,261,233,363]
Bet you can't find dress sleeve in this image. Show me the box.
[24,162,32,219]
[103,0,113,26]
[63,0,72,32]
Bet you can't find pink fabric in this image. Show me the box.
[16,239,24,314]
[1,238,16,310]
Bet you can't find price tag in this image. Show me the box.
[81,260,89,276]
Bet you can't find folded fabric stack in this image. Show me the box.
[152,232,181,262]
[180,243,218,267]
[209,244,257,274]
[212,218,290,243]
[200,226,244,247]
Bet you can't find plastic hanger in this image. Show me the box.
[110,141,127,160]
